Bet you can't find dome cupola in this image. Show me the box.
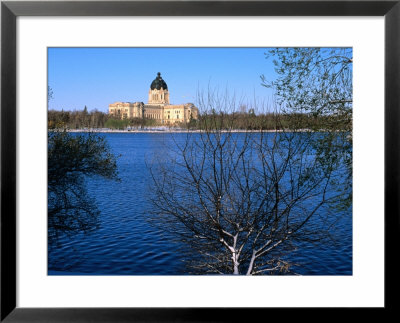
[148,72,170,105]
[150,72,168,90]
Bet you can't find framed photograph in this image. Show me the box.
[1,0,399,321]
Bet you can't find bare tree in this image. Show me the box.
[149,94,349,275]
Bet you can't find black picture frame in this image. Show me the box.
[1,1,399,321]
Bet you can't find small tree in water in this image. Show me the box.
[149,93,351,275]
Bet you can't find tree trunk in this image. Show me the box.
[232,251,240,275]
[233,261,239,275]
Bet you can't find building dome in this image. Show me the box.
[150,72,168,90]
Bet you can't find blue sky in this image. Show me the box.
[48,47,277,113]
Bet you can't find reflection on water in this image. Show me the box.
[48,133,352,275]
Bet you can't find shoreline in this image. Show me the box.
[63,128,311,134]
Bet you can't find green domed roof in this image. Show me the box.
[150,72,168,90]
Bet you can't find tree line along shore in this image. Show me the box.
[48,108,351,132]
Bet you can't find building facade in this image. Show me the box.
[109,73,198,125]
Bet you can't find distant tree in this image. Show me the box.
[105,118,130,130]
[90,109,108,128]
[143,118,158,127]
[48,108,111,129]
[48,130,119,243]
[81,105,90,127]
[186,111,198,129]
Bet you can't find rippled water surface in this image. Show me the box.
[48,133,352,275]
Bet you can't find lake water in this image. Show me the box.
[48,132,352,275]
